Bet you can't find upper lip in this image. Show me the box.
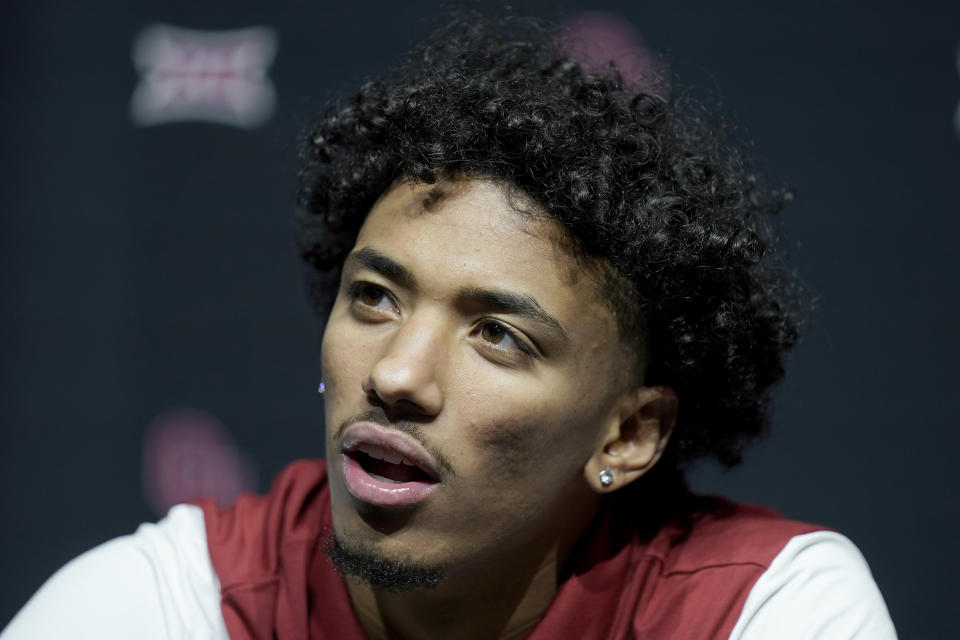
[340,421,441,481]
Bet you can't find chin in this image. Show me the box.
[325,528,446,592]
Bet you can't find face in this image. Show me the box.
[321,178,634,582]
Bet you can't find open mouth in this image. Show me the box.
[339,429,441,508]
[347,447,437,484]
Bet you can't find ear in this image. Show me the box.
[583,386,678,493]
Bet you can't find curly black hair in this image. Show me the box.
[295,14,803,473]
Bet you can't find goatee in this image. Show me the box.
[324,532,445,592]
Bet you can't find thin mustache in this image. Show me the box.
[335,408,456,477]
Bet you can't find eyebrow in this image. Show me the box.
[345,247,417,288]
[457,286,569,346]
[344,246,569,346]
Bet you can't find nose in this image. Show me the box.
[362,316,444,418]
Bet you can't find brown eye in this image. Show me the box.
[472,320,538,360]
[359,285,385,306]
[481,322,506,344]
[347,282,397,314]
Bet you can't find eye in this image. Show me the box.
[347,282,398,314]
[480,322,508,344]
[476,321,537,358]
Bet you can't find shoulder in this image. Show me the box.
[1,504,226,640]
[634,497,897,639]
[650,497,825,574]
[191,459,330,591]
[187,459,334,640]
[3,460,332,640]
[729,530,898,639]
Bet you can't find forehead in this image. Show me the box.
[357,178,589,298]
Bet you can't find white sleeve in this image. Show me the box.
[728,531,898,640]
[1,504,228,640]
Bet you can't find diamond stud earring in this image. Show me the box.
[317,381,326,394]
[599,468,615,487]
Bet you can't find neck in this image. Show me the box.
[346,496,601,640]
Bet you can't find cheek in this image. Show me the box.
[320,320,374,447]
[471,416,542,477]
[465,394,596,485]
[320,337,349,397]
[320,311,376,398]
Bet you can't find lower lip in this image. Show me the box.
[341,453,439,508]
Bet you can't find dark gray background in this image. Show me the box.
[2,0,958,636]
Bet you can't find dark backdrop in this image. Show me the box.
[2,1,958,637]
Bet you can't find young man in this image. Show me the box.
[3,15,896,640]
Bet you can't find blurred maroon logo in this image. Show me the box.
[130,24,277,128]
[142,408,257,516]
[559,12,668,97]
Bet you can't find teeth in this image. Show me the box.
[361,444,408,466]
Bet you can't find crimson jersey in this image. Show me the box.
[3,459,897,639]
[190,460,870,639]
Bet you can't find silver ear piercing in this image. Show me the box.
[599,468,615,487]
[317,381,326,394]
